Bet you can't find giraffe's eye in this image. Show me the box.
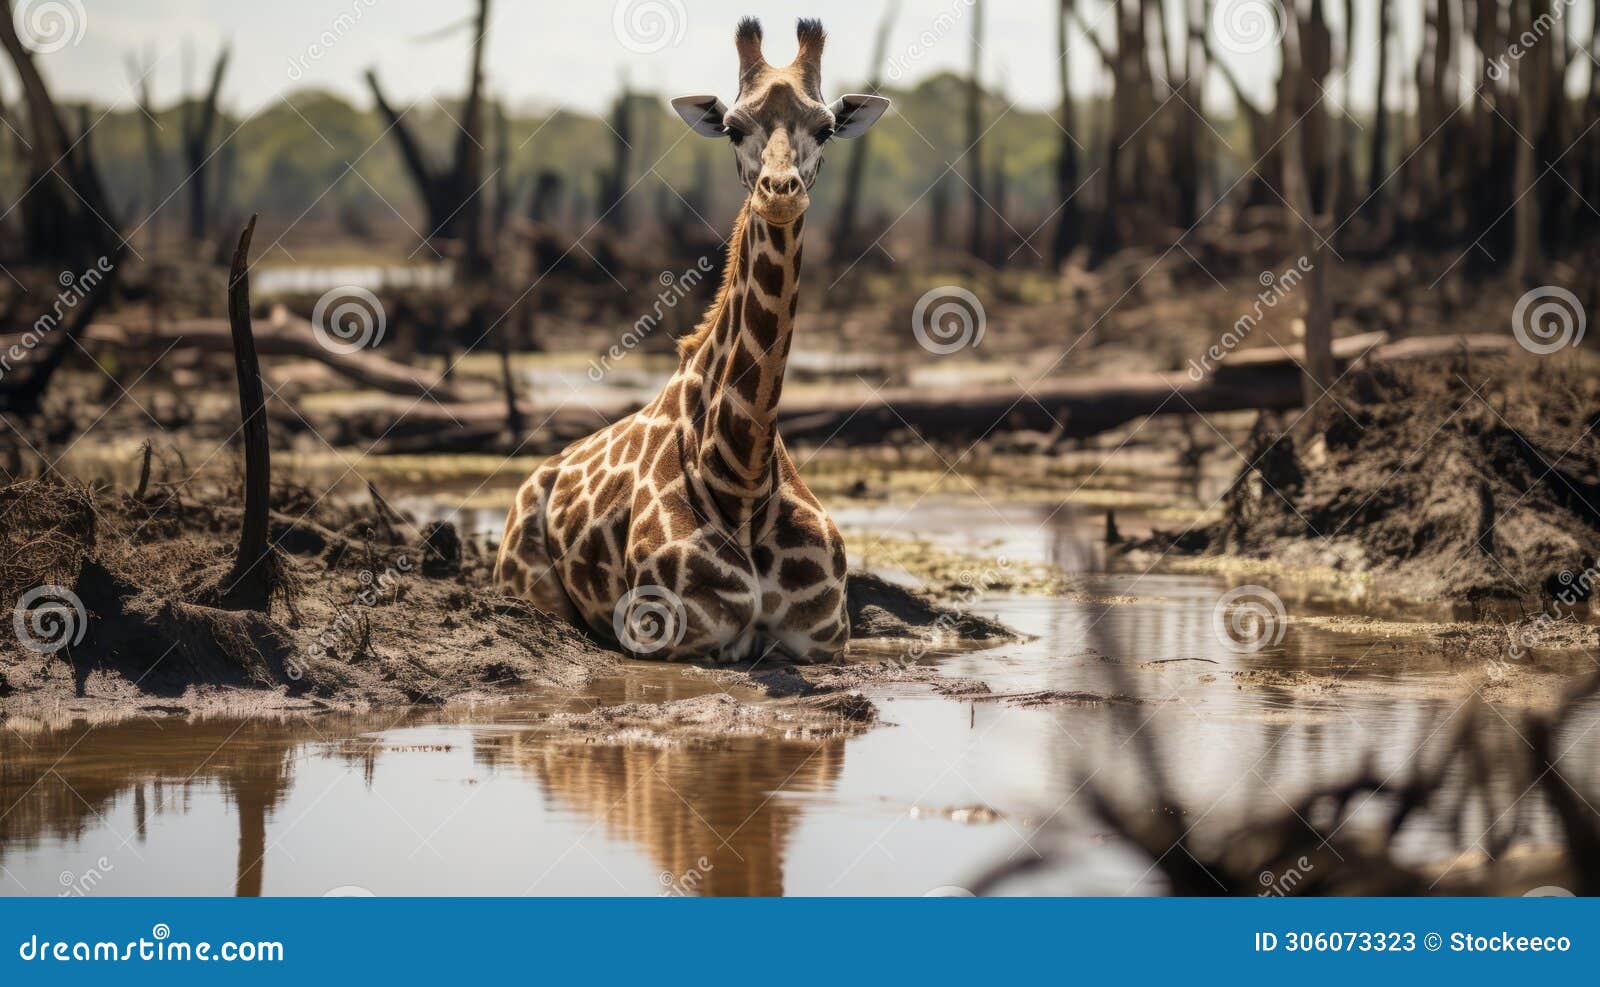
[724,126,746,145]
[815,126,834,143]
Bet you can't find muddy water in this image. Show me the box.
[3,503,1596,897]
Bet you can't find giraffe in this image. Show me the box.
[495,17,890,664]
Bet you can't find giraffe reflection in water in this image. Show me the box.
[493,733,845,897]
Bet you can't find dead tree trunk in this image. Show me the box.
[1299,0,1333,210]
[1050,0,1081,266]
[1465,0,1513,265]
[0,85,17,248]
[1188,0,1212,202]
[929,171,952,249]
[497,333,523,444]
[366,0,490,256]
[1587,0,1600,211]
[528,170,563,224]
[1281,13,1333,405]
[1333,0,1357,218]
[1070,2,1122,264]
[1368,0,1392,204]
[456,0,488,265]
[1122,0,1158,203]
[1205,24,1273,202]
[1301,217,1334,404]
[179,44,229,244]
[598,81,634,232]
[0,0,120,263]
[218,216,272,613]
[965,0,986,260]
[491,98,512,237]
[1168,0,1203,228]
[832,0,899,258]
[125,50,164,244]
[990,139,1009,255]
[1510,0,1547,285]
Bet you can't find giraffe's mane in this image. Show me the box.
[676,200,751,359]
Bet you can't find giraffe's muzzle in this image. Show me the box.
[750,128,809,225]
[751,177,808,225]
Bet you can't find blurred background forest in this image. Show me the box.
[2,0,1593,269]
[1,0,1597,481]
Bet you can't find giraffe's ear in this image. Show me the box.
[829,94,890,138]
[671,95,730,138]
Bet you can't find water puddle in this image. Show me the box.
[4,503,1595,896]
[252,263,453,298]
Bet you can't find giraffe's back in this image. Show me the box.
[496,397,849,664]
[496,402,763,660]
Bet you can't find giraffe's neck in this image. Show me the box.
[691,204,803,512]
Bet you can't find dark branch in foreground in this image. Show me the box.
[217,215,272,612]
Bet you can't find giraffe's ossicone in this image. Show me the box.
[495,17,891,663]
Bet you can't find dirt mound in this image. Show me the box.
[2,479,1019,722]
[845,571,1020,640]
[0,478,616,718]
[1137,356,1600,605]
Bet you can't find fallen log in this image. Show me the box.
[308,332,1523,454]
[776,330,1407,443]
[293,394,612,454]
[61,306,463,401]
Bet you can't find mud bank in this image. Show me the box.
[0,479,1017,726]
[528,691,881,745]
[1125,356,1600,609]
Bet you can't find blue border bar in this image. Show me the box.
[2,898,1591,983]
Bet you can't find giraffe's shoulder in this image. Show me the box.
[770,444,827,512]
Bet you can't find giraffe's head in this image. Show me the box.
[670,17,890,226]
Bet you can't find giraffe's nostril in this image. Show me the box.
[758,173,802,198]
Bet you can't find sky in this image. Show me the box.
[5,0,1584,122]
